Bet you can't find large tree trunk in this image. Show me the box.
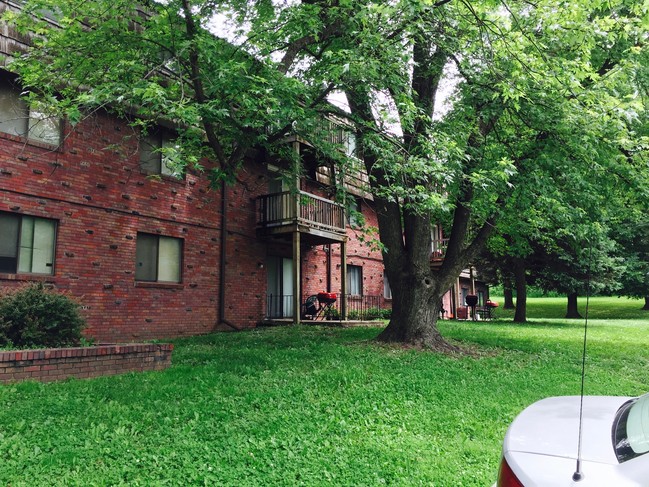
[565,292,582,318]
[345,37,497,350]
[643,296,649,310]
[377,280,459,352]
[512,258,527,323]
[502,275,515,309]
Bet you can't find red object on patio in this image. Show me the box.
[301,292,338,321]
[317,292,337,304]
[486,300,499,308]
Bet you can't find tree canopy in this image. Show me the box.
[5,0,649,348]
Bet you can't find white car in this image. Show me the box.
[495,392,649,486]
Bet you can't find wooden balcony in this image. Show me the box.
[256,191,347,243]
[430,238,449,268]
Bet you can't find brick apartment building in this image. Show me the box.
[0,2,487,343]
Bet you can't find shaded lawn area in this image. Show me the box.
[491,295,648,321]
[1,298,648,485]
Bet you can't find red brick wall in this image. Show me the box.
[0,98,485,340]
[0,343,173,383]
[0,111,223,341]
[301,195,388,303]
[219,161,272,328]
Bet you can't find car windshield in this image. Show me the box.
[613,392,649,463]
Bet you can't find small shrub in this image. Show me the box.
[0,283,86,348]
[363,307,384,321]
[347,310,360,320]
[324,307,340,320]
[346,308,390,321]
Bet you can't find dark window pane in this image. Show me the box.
[0,83,28,137]
[139,133,162,174]
[0,213,56,275]
[0,213,19,273]
[135,233,158,281]
[347,265,362,296]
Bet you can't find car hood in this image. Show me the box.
[504,395,631,464]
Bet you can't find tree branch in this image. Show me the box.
[180,0,227,166]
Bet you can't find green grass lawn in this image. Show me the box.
[490,295,649,321]
[1,297,648,486]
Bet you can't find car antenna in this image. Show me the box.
[573,237,594,482]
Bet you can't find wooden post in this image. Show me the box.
[341,239,347,320]
[455,277,460,319]
[292,139,301,324]
[293,230,301,324]
[470,266,476,295]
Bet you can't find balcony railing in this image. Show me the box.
[266,294,295,319]
[256,191,346,234]
[264,294,388,321]
[335,295,386,321]
[431,238,449,260]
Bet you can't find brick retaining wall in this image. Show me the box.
[0,343,173,383]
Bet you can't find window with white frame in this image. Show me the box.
[135,233,182,283]
[0,212,57,275]
[383,274,392,300]
[347,197,362,227]
[139,129,182,178]
[0,77,62,145]
[347,264,363,296]
[343,131,357,158]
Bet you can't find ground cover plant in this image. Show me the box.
[491,295,648,321]
[0,297,648,485]
[0,283,85,349]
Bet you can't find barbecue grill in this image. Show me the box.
[302,292,337,320]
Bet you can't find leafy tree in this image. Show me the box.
[6,0,649,349]
[615,209,649,309]
[487,157,630,322]
[533,228,623,318]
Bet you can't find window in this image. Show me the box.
[0,212,56,275]
[329,123,357,158]
[267,167,289,194]
[347,197,362,227]
[347,265,362,296]
[0,77,61,145]
[135,233,182,283]
[266,256,294,318]
[613,393,649,462]
[343,132,357,158]
[461,287,469,306]
[431,225,445,257]
[140,129,182,178]
[383,273,392,300]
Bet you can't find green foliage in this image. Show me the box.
[491,295,648,321]
[5,0,331,179]
[490,285,562,299]
[0,301,648,485]
[346,309,360,320]
[323,307,340,320]
[372,308,388,320]
[6,0,649,344]
[0,283,86,349]
[347,307,391,321]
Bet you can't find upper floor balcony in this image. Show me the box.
[430,238,449,268]
[256,190,347,243]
